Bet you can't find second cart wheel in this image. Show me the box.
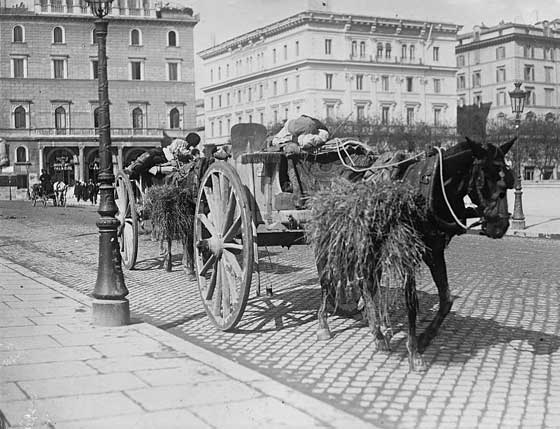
[194,161,254,331]
[115,171,138,270]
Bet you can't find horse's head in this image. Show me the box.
[466,137,516,238]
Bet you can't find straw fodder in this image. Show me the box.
[307,179,427,329]
[144,184,195,242]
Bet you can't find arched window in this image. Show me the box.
[132,107,144,129]
[385,43,392,59]
[409,45,415,59]
[401,44,407,59]
[53,26,64,44]
[168,30,177,47]
[55,106,67,133]
[16,146,27,163]
[130,29,141,46]
[93,107,100,129]
[92,28,97,44]
[13,25,24,43]
[14,106,26,128]
[169,108,180,129]
[376,42,383,58]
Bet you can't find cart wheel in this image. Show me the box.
[194,161,254,331]
[115,171,138,270]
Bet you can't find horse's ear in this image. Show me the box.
[465,136,487,159]
[161,131,173,148]
[499,137,517,155]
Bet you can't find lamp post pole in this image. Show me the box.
[87,0,129,326]
[508,80,527,230]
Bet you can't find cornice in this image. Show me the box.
[455,32,560,53]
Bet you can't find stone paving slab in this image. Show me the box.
[0,256,374,429]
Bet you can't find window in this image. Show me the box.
[406,107,414,125]
[249,115,253,123]
[273,81,277,96]
[284,108,289,120]
[458,97,465,107]
[168,30,177,47]
[273,110,278,124]
[93,107,100,129]
[92,28,97,44]
[237,89,242,102]
[53,26,64,44]
[545,66,553,83]
[356,74,363,90]
[210,69,213,82]
[496,67,506,83]
[457,74,465,89]
[14,106,27,128]
[259,112,264,124]
[381,75,389,91]
[272,48,277,63]
[457,55,465,67]
[524,166,534,181]
[91,60,98,79]
[523,45,535,58]
[11,57,27,78]
[376,43,383,59]
[283,78,288,93]
[132,107,144,130]
[169,108,180,128]
[356,105,365,121]
[495,46,505,60]
[326,104,335,120]
[219,120,223,135]
[248,87,252,101]
[295,40,300,56]
[433,79,441,93]
[295,75,300,90]
[402,44,407,59]
[210,97,214,110]
[324,39,332,55]
[130,29,141,45]
[13,25,24,43]
[545,89,554,107]
[544,47,554,61]
[542,166,554,180]
[16,147,27,163]
[472,71,481,88]
[130,61,143,80]
[381,106,390,125]
[54,106,67,133]
[218,95,222,108]
[409,45,415,60]
[210,121,215,137]
[227,118,231,132]
[227,92,231,106]
[432,47,439,61]
[52,59,67,79]
[325,73,333,89]
[473,50,480,64]
[283,44,288,60]
[473,94,482,106]
[406,77,413,92]
[351,41,357,57]
[385,43,392,59]
[167,62,179,81]
[258,84,263,99]
[496,91,506,106]
[433,108,441,126]
[524,65,535,81]
[360,41,366,58]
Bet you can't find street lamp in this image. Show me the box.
[508,80,528,230]
[86,0,129,326]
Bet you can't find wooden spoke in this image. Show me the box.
[211,173,222,231]
[223,216,242,243]
[203,185,218,219]
[197,213,218,238]
[221,261,231,319]
[222,250,243,286]
[222,188,236,235]
[199,253,217,277]
[223,242,243,251]
[212,260,223,316]
[205,260,219,300]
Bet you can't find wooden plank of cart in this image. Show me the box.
[193,123,365,331]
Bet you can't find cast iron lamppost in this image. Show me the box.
[508,80,528,230]
[86,0,129,326]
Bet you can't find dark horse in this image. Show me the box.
[316,137,516,371]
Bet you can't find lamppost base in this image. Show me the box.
[511,219,526,230]
[92,298,130,326]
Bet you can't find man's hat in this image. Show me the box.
[185,132,201,148]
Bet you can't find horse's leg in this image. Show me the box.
[362,277,390,352]
[418,237,453,353]
[164,238,172,272]
[405,273,426,371]
[316,281,333,341]
[182,235,196,279]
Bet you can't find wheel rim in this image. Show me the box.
[194,162,254,331]
[115,172,138,270]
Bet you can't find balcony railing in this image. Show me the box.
[0,128,174,137]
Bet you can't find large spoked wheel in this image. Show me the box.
[115,171,138,270]
[194,161,254,331]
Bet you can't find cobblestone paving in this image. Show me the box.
[1,201,559,428]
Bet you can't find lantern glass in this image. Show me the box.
[85,0,113,18]
[508,81,526,115]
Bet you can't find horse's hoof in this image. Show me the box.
[408,353,427,372]
[316,328,332,341]
[372,337,391,353]
[266,288,273,297]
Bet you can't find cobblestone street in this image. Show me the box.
[1,200,560,428]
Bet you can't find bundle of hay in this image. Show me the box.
[307,179,426,332]
[144,184,195,271]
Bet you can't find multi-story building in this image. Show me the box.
[199,7,461,145]
[456,19,560,122]
[0,0,198,198]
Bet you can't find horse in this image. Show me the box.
[316,136,516,371]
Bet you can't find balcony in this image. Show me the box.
[0,128,172,138]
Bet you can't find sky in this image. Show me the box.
[177,0,560,96]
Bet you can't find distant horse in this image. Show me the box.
[316,137,516,371]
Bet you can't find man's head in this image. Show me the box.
[185,132,201,148]
[169,138,191,161]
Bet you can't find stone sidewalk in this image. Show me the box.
[0,257,372,429]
